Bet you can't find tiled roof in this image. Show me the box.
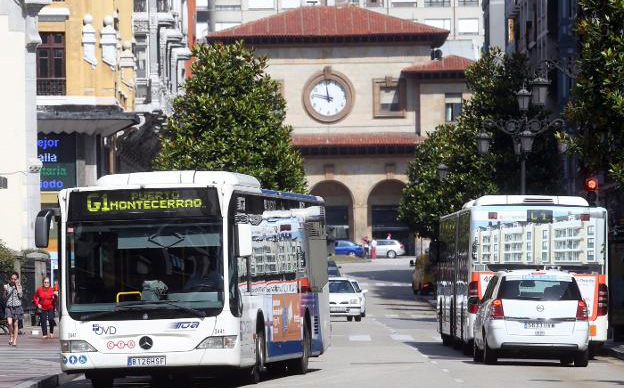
[402,55,474,75]
[206,6,448,45]
[292,134,423,147]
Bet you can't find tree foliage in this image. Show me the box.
[0,239,16,280]
[566,0,624,183]
[154,41,307,192]
[399,49,562,238]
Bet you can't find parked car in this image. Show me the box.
[350,279,367,317]
[375,239,405,258]
[335,240,365,257]
[473,269,590,367]
[328,259,342,278]
[329,278,362,321]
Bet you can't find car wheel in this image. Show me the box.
[348,251,356,257]
[387,250,396,258]
[355,315,362,322]
[473,339,483,362]
[441,333,452,346]
[574,349,589,367]
[347,316,353,322]
[361,311,366,318]
[462,339,473,356]
[560,356,574,366]
[483,336,497,365]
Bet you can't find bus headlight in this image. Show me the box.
[197,336,237,349]
[61,340,97,353]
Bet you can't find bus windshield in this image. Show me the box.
[66,220,224,320]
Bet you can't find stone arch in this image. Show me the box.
[367,179,413,255]
[310,180,354,241]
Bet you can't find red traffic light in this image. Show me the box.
[584,177,598,191]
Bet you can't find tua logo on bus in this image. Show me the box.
[92,324,117,335]
[172,321,200,330]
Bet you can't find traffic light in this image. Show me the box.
[584,176,598,205]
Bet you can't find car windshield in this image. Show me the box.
[66,220,224,320]
[329,280,355,293]
[498,277,582,301]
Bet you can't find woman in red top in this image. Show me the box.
[34,277,57,339]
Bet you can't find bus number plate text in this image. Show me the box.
[127,356,166,367]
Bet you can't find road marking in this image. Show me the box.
[455,379,464,383]
[348,335,372,341]
[359,282,369,286]
[441,369,450,373]
[385,314,399,318]
[430,360,438,364]
[391,282,402,286]
[375,282,386,286]
[390,334,414,341]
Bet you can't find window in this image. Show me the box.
[216,4,242,10]
[135,35,148,79]
[458,0,478,5]
[587,251,595,261]
[37,32,66,96]
[249,0,274,9]
[588,225,595,235]
[527,252,532,262]
[134,0,146,12]
[542,230,548,239]
[373,77,406,118]
[425,0,450,6]
[542,252,548,262]
[542,240,548,250]
[424,19,451,30]
[392,0,417,7]
[587,238,594,249]
[157,0,170,12]
[445,93,462,122]
[366,0,384,7]
[457,18,479,34]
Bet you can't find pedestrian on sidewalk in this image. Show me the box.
[34,276,57,339]
[3,271,23,346]
[371,238,378,260]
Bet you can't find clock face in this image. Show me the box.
[309,79,348,117]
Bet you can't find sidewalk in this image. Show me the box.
[0,322,76,388]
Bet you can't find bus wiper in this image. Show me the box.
[121,300,206,318]
[81,305,145,321]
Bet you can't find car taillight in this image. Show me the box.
[576,299,589,320]
[598,283,608,316]
[490,298,504,319]
[468,281,479,313]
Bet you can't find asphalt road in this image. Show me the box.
[60,258,624,388]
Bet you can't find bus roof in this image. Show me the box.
[96,171,261,188]
[462,195,589,208]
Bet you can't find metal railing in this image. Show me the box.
[37,78,66,96]
[458,0,479,6]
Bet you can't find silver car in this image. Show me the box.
[375,239,405,258]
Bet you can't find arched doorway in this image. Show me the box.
[367,180,413,254]
[310,181,354,241]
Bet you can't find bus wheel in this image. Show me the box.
[441,334,452,346]
[250,330,266,384]
[90,376,113,388]
[288,320,310,375]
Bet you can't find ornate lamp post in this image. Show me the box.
[437,163,449,181]
[478,76,564,194]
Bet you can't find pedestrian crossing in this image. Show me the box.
[335,333,416,343]
[357,282,410,287]
[0,346,60,360]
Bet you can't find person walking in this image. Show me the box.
[371,238,378,260]
[4,271,23,346]
[34,276,57,339]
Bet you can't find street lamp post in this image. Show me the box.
[477,77,564,195]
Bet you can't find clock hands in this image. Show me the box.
[311,93,334,102]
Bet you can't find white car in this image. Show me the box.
[473,269,590,367]
[329,278,363,321]
[375,239,405,258]
[350,279,368,318]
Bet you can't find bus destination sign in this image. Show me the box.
[69,188,220,220]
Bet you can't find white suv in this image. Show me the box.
[375,239,405,258]
[473,269,590,367]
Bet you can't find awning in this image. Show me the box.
[37,105,139,136]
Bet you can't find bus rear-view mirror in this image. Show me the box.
[35,209,56,248]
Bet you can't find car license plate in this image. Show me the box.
[127,356,166,367]
[330,306,346,313]
[524,321,555,329]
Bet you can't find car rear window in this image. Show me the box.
[329,280,355,293]
[498,278,582,301]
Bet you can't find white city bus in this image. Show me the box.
[35,171,330,387]
[435,195,608,355]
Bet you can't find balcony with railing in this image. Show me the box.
[458,0,478,6]
[37,78,66,96]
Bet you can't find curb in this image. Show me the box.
[13,373,82,388]
[597,345,624,361]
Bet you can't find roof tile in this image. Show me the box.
[402,55,475,74]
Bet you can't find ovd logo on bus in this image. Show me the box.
[92,324,117,335]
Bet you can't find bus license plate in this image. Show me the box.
[524,321,555,329]
[127,356,166,367]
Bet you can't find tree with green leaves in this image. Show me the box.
[399,49,562,238]
[154,41,307,192]
[565,0,624,184]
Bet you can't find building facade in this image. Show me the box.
[208,6,473,252]
[36,0,138,209]
[198,0,484,59]
[482,0,505,50]
[0,0,50,251]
